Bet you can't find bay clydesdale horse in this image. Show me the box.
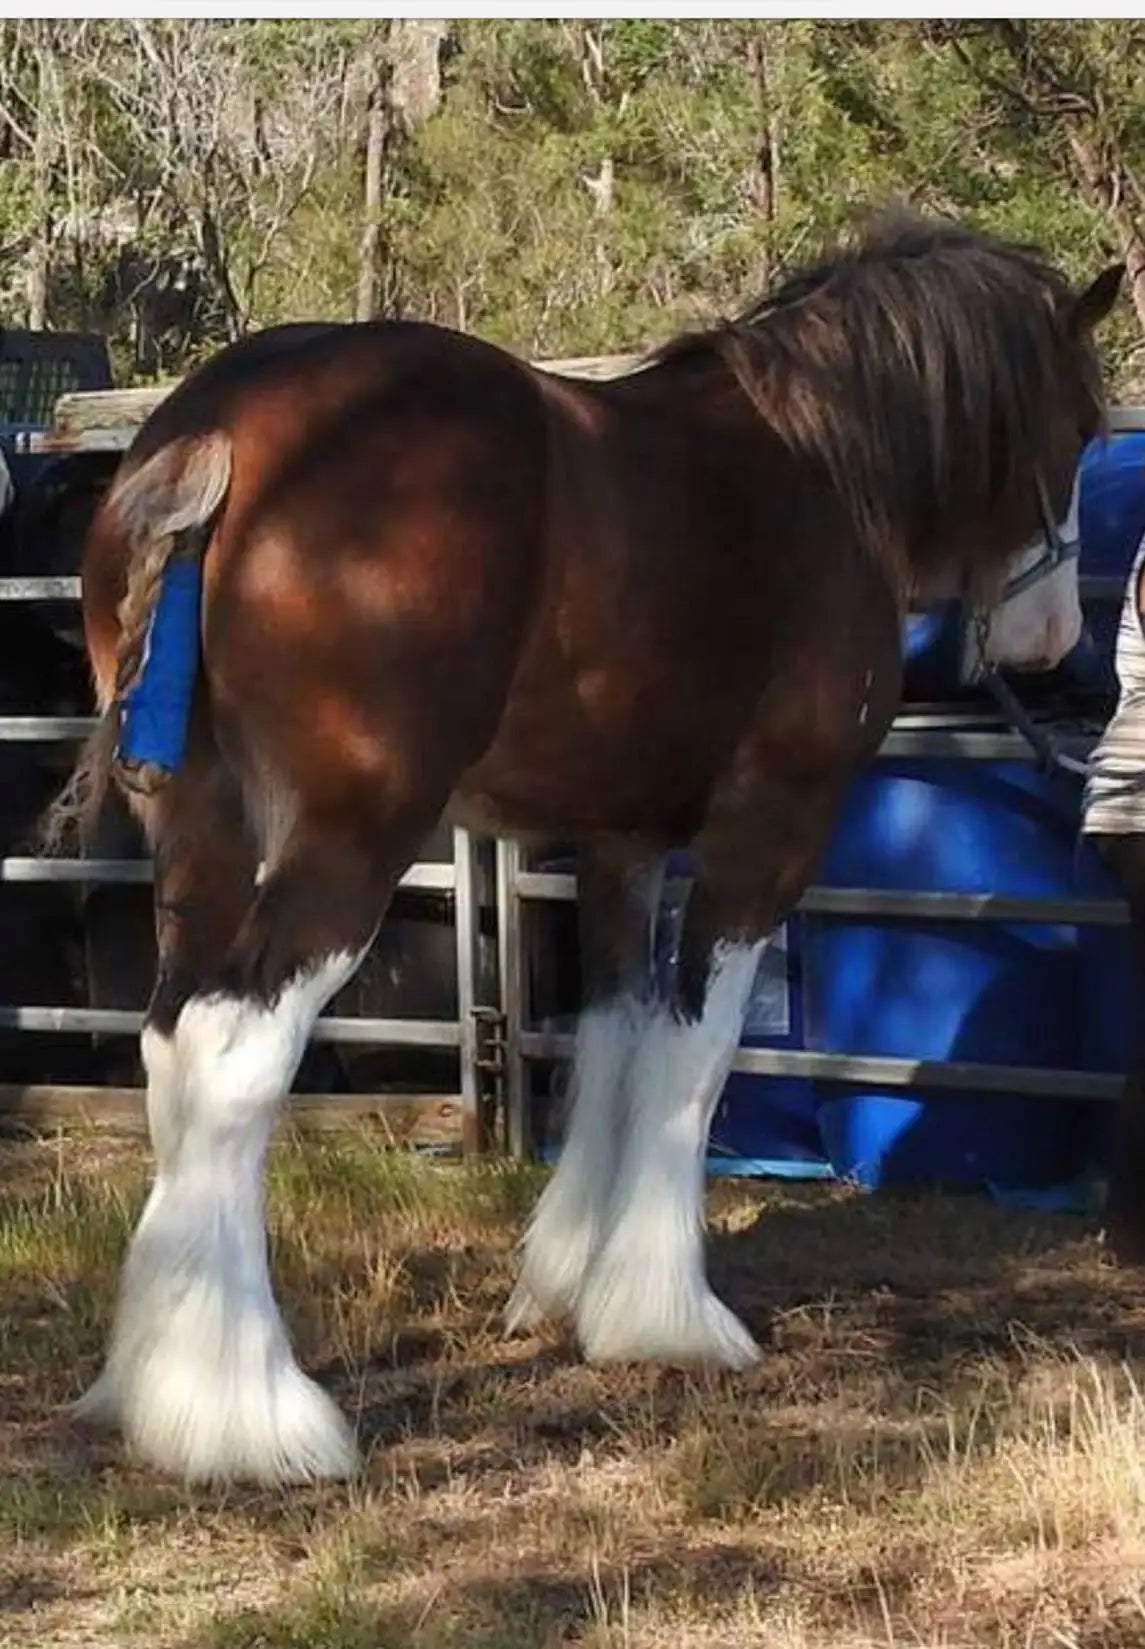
[48,210,1121,1485]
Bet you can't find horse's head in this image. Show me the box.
[700,212,1124,679]
[967,261,1123,675]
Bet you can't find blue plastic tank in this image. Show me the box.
[1080,431,1145,576]
[901,601,966,702]
[807,757,1094,1191]
[1074,431,1145,694]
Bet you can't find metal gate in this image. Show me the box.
[0,349,638,1152]
[0,566,497,1149]
[1,393,1141,1162]
[490,405,1145,1159]
[494,713,1130,1163]
[0,663,1127,1159]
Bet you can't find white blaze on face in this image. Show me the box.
[964,474,1083,677]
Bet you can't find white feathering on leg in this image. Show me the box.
[576,940,767,1369]
[77,955,362,1485]
[74,1023,183,1433]
[506,994,650,1331]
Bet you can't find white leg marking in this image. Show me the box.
[75,1023,183,1432]
[78,953,363,1485]
[506,995,650,1331]
[139,1022,186,1172]
[576,940,767,1369]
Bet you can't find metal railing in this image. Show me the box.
[494,713,1131,1159]
[0,571,494,1150]
[0,615,1132,1159]
[3,399,1143,1158]
[492,405,1145,1156]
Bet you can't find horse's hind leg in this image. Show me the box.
[507,839,664,1331]
[76,725,258,1433]
[86,796,409,1486]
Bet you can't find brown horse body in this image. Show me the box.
[57,214,1121,1485]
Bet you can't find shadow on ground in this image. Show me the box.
[5,1163,1145,1645]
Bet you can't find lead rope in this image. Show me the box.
[978,660,1092,780]
[970,604,1093,780]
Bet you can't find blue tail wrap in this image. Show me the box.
[115,558,202,776]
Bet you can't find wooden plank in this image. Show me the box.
[540,351,643,380]
[0,1084,463,1147]
[49,383,175,437]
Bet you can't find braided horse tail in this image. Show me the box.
[41,431,232,853]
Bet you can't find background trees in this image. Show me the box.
[0,18,1141,391]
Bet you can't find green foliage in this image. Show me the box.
[0,19,1141,389]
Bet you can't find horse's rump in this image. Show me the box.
[72,321,557,858]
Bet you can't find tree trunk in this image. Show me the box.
[1067,130,1145,337]
[746,29,780,290]
[27,35,55,329]
[356,62,387,323]
[585,156,614,216]
[389,19,445,127]
[198,199,244,341]
[979,22,1145,339]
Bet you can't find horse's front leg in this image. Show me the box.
[573,885,766,1369]
[507,839,665,1331]
[81,806,398,1486]
[575,779,841,1369]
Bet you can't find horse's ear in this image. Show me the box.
[1071,263,1125,334]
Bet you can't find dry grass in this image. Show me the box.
[2,1128,1145,1648]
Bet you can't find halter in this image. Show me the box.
[972,472,1089,780]
[997,473,1082,604]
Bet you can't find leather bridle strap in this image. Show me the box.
[971,471,1089,782]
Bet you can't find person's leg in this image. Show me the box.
[1089,831,1145,1261]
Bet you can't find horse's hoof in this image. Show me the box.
[576,1247,760,1371]
[121,1358,361,1487]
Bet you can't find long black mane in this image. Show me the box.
[652,208,1107,587]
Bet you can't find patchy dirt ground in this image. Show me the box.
[2,1128,1145,1648]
